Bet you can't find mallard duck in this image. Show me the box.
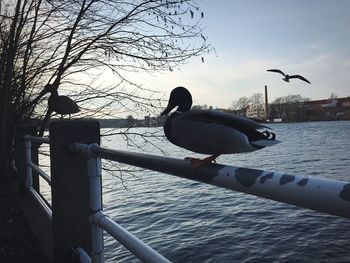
[161,87,279,168]
[267,69,311,84]
[45,84,80,118]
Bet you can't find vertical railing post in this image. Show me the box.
[87,152,104,263]
[24,136,33,188]
[50,120,100,263]
[32,138,40,192]
[14,123,39,195]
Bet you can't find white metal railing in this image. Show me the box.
[82,147,171,263]
[69,141,350,262]
[23,136,171,263]
[23,135,52,220]
[70,143,350,220]
[73,247,92,263]
[31,162,51,185]
[22,135,350,263]
[91,211,171,263]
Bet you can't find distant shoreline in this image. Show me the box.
[34,114,350,130]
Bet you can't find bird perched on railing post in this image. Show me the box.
[44,84,80,119]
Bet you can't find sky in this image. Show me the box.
[136,0,350,109]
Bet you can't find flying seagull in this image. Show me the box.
[267,69,311,84]
[161,86,279,168]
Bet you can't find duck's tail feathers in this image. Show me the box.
[251,139,281,147]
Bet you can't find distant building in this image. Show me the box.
[246,104,265,120]
[221,107,248,117]
[268,96,350,122]
[303,97,350,120]
[144,115,166,127]
[98,118,128,128]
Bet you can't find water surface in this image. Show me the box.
[98,121,350,263]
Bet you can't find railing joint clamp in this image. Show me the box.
[90,210,108,224]
[87,143,100,159]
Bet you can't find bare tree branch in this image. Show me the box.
[0,0,211,179]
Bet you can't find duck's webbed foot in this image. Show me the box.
[262,130,276,140]
[185,154,221,169]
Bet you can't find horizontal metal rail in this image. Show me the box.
[73,247,92,263]
[28,186,52,220]
[23,135,50,144]
[31,162,51,185]
[91,211,171,263]
[70,143,350,219]
[23,135,51,185]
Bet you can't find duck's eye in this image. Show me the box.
[262,131,276,140]
[262,131,270,138]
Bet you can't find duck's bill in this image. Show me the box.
[161,104,173,116]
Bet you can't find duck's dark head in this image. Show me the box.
[43,83,58,96]
[161,86,193,116]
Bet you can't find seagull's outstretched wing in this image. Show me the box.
[289,75,311,84]
[267,69,286,76]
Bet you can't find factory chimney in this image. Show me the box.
[264,85,268,121]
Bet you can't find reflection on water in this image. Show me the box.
[41,121,350,262]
